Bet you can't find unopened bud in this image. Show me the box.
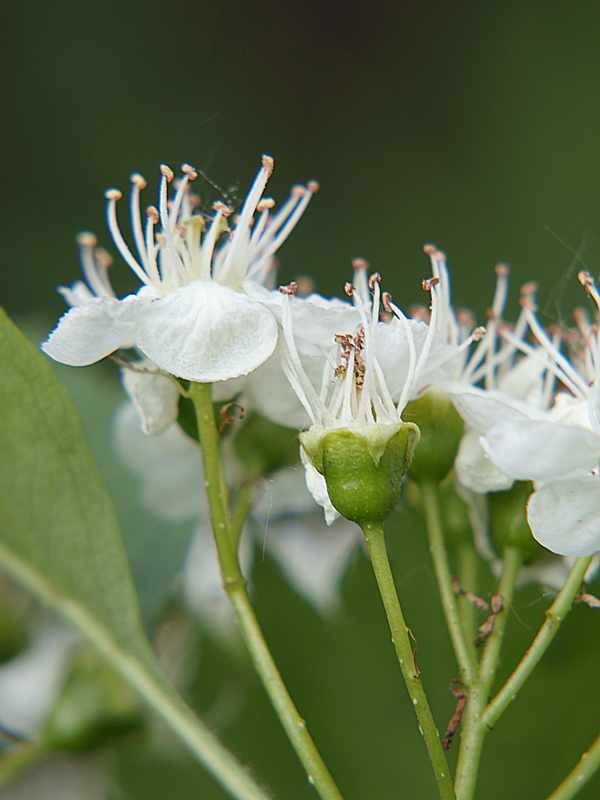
[489,481,545,561]
[402,391,464,483]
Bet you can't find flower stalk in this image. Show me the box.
[361,521,456,800]
[545,733,600,800]
[189,382,343,800]
[483,556,593,730]
[420,482,478,686]
[454,545,522,800]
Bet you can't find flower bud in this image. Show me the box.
[489,481,545,561]
[301,423,419,524]
[43,652,143,751]
[233,413,299,478]
[402,391,464,484]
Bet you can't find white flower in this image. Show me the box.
[454,271,600,556]
[43,157,318,383]
[0,626,75,736]
[114,404,358,618]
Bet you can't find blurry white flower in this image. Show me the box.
[43,157,317,383]
[114,405,359,624]
[0,626,75,736]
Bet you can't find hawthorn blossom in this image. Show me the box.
[454,271,600,556]
[43,157,318,384]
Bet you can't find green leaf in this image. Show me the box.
[0,310,270,800]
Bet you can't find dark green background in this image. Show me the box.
[5,1,600,798]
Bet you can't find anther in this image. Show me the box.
[472,326,487,341]
[95,248,113,268]
[146,206,160,223]
[261,154,274,177]
[77,231,97,248]
[307,180,320,193]
[578,270,594,291]
[257,198,275,211]
[105,189,122,201]
[344,282,354,297]
[181,163,198,180]
[421,277,440,292]
[295,275,314,296]
[213,201,233,217]
[456,308,475,327]
[279,282,298,296]
[382,291,394,313]
[423,243,437,256]
[495,262,510,277]
[352,257,369,271]
[130,173,147,189]
[291,185,306,198]
[368,272,382,289]
[520,281,538,296]
[159,164,174,182]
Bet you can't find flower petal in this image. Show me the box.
[482,419,600,480]
[121,364,180,435]
[528,477,600,556]
[449,387,540,435]
[42,296,140,366]
[114,403,203,523]
[454,429,514,494]
[136,281,278,381]
[300,447,339,525]
[265,515,359,613]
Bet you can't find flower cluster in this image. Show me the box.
[42,154,600,631]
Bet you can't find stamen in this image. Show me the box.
[105,189,150,285]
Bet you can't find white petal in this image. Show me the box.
[136,281,278,381]
[300,447,339,525]
[264,515,359,613]
[58,281,95,307]
[245,343,323,429]
[0,627,75,735]
[254,466,318,517]
[450,387,540,435]
[483,419,600,480]
[246,284,361,355]
[42,296,141,366]
[113,403,204,523]
[528,477,600,556]
[454,429,514,494]
[496,352,547,403]
[121,364,180,435]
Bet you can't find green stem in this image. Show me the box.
[457,543,479,665]
[362,521,456,800]
[454,546,522,800]
[483,556,593,730]
[190,382,343,800]
[0,741,48,789]
[421,483,478,686]
[546,733,600,800]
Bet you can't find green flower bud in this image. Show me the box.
[301,423,419,524]
[489,481,545,562]
[402,391,464,484]
[233,413,299,478]
[43,652,143,751]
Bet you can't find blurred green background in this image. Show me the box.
[4,1,600,798]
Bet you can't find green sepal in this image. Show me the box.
[302,423,419,524]
[43,650,144,752]
[233,412,299,478]
[403,391,464,484]
[489,481,545,562]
